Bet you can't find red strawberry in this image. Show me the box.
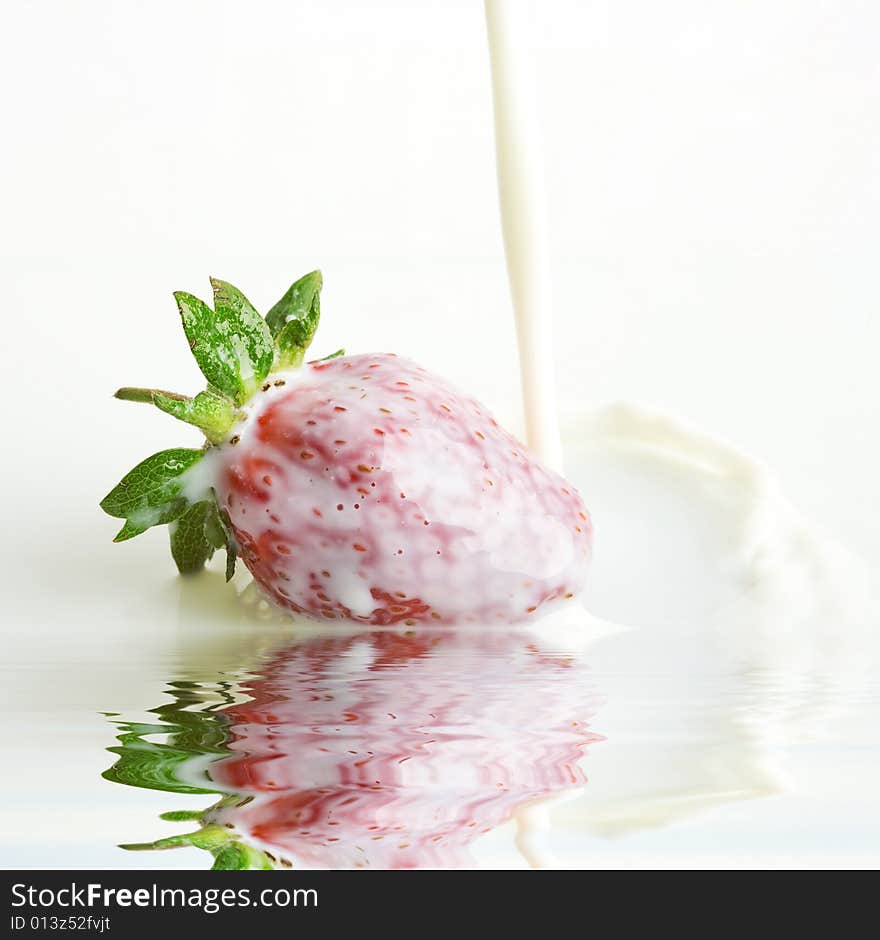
[216,353,590,624]
[101,272,591,624]
[203,630,601,869]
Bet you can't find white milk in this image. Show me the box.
[484,0,869,639]
[483,0,875,868]
[485,0,564,475]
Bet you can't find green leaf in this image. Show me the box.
[316,348,345,362]
[168,497,239,576]
[225,541,238,582]
[100,449,201,517]
[175,291,237,398]
[159,810,205,822]
[153,390,235,444]
[211,843,275,870]
[114,517,171,542]
[205,496,238,581]
[175,281,273,405]
[114,387,235,444]
[169,502,215,574]
[209,278,275,396]
[204,500,229,550]
[266,270,322,368]
[265,270,322,338]
[100,449,203,542]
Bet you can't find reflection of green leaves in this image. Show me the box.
[103,721,223,795]
[100,449,203,542]
[159,810,204,822]
[121,825,230,852]
[120,825,276,870]
[266,270,322,367]
[105,739,207,793]
[211,842,275,870]
[103,681,232,794]
[104,683,277,870]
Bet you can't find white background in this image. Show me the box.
[0,0,878,869]
[1,0,878,556]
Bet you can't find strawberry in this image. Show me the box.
[108,630,601,869]
[101,272,591,624]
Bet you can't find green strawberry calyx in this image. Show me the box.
[100,270,341,579]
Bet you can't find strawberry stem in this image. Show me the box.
[115,387,189,404]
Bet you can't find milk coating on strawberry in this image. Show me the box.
[215,353,590,624]
[101,272,591,624]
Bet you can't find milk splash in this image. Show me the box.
[484,0,875,867]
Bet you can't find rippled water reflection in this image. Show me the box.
[104,628,602,869]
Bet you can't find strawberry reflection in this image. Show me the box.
[106,628,601,869]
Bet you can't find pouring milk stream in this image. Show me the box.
[485,0,564,474]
